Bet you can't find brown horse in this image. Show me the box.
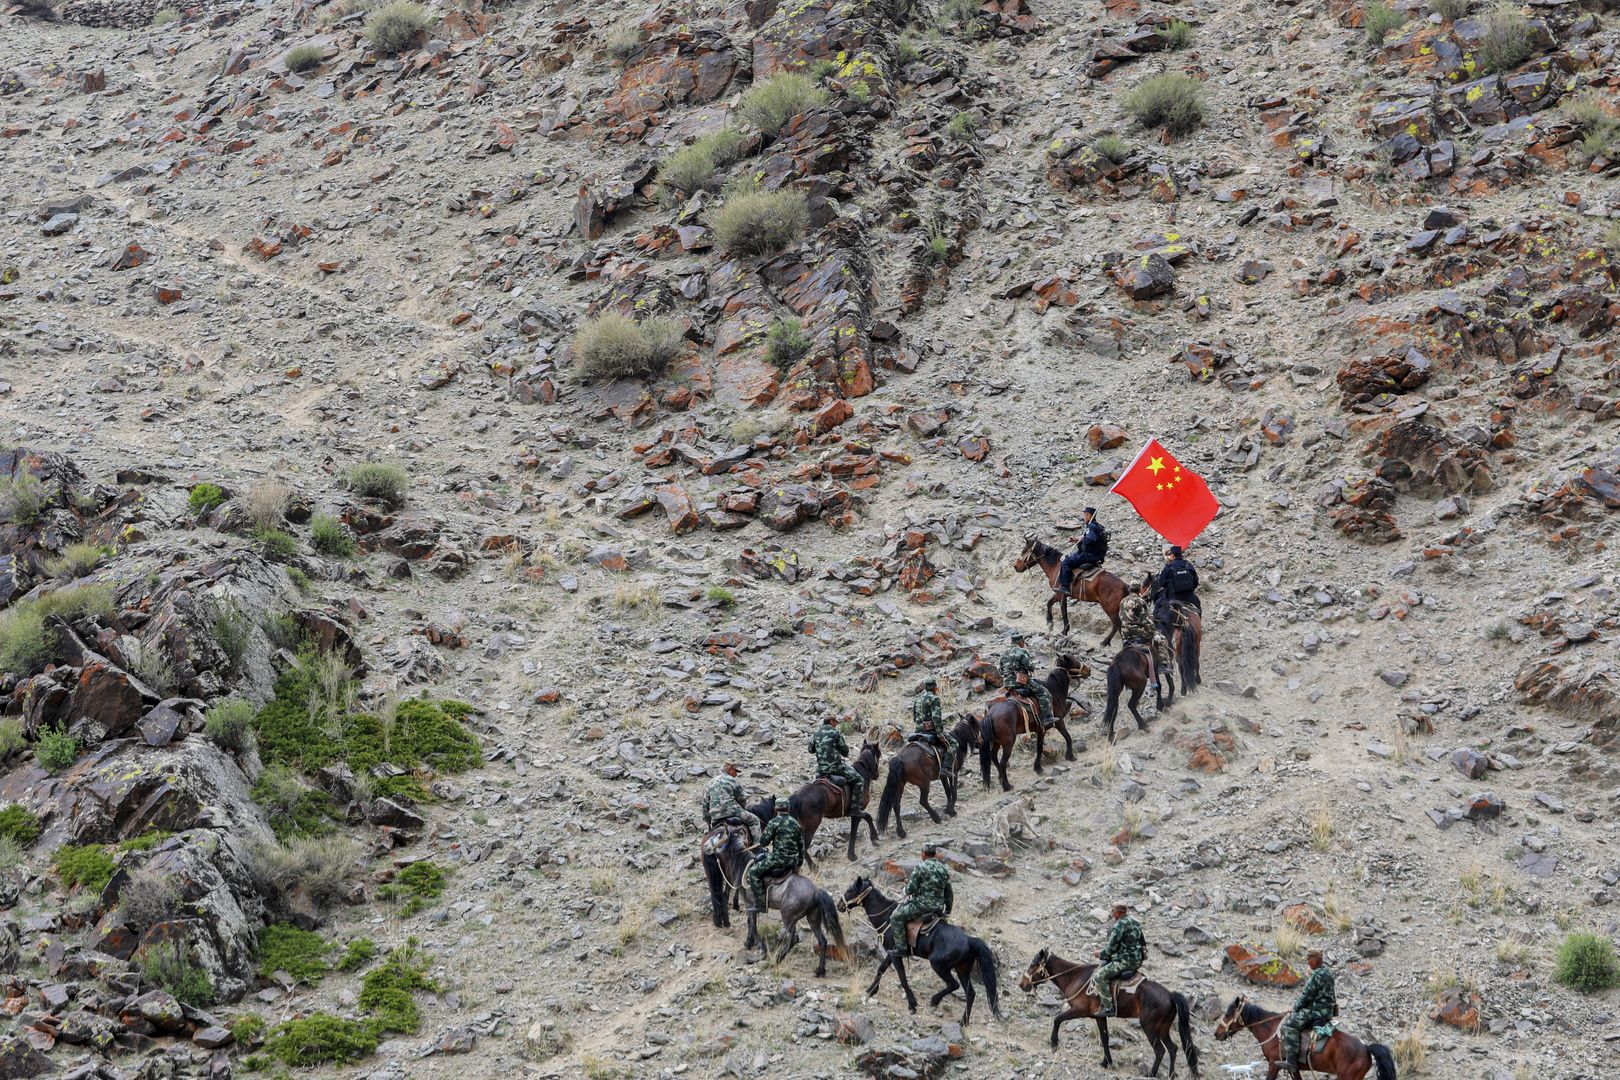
[1101,643,1171,743]
[1019,949,1201,1078]
[1013,535,1127,642]
[1140,575,1203,694]
[1214,997,1396,1080]
[876,732,959,838]
[978,657,1086,791]
[789,742,881,865]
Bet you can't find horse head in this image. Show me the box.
[837,876,871,912]
[860,740,881,767]
[1212,996,1247,1040]
[1018,947,1051,992]
[1136,573,1154,597]
[1012,534,1038,572]
[1055,654,1090,679]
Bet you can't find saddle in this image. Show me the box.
[812,776,847,801]
[995,692,1042,732]
[905,913,943,948]
[907,734,944,769]
[1086,969,1144,1000]
[1301,1021,1335,1056]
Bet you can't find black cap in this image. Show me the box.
[1170,545,1182,557]
[1084,506,1096,515]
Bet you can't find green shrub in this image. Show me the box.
[252,765,338,840]
[250,835,358,911]
[54,843,115,890]
[0,604,51,676]
[211,599,251,674]
[123,639,175,694]
[0,805,42,845]
[0,835,20,871]
[36,726,79,774]
[229,1013,267,1046]
[117,830,173,853]
[310,514,356,557]
[0,718,24,760]
[0,473,45,524]
[347,463,408,508]
[941,0,981,30]
[359,939,438,1032]
[205,698,256,754]
[379,861,447,916]
[34,584,114,624]
[924,224,951,263]
[144,938,214,1005]
[655,129,746,201]
[46,542,111,579]
[365,0,430,55]
[1555,932,1620,992]
[188,483,225,515]
[808,58,839,81]
[1122,72,1205,136]
[708,188,809,257]
[1430,0,1469,19]
[895,35,920,64]
[1093,134,1132,163]
[1477,3,1534,73]
[1164,19,1194,48]
[738,73,829,136]
[264,612,305,651]
[706,585,736,607]
[255,527,299,562]
[944,110,978,141]
[258,924,334,984]
[1564,91,1620,160]
[337,937,377,972]
[285,45,324,73]
[764,317,811,372]
[572,312,685,382]
[263,1013,378,1067]
[1363,0,1404,49]
[151,6,179,25]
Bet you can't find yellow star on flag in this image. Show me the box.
[1147,457,1166,475]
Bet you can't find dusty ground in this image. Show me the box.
[2,0,1618,1077]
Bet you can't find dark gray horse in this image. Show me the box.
[703,827,847,977]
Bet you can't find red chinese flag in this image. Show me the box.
[1109,439,1218,548]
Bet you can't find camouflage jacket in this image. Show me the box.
[810,725,849,774]
[1120,595,1156,645]
[999,648,1034,688]
[702,774,748,825]
[1100,916,1145,967]
[912,690,942,729]
[904,859,953,915]
[759,814,804,867]
[1292,965,1336,1023]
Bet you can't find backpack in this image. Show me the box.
[1171,563,1198,595]
[1092,523,1109,559]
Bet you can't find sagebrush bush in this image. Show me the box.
[252,764,338,840]
[604,24,643,61]
[944,110,978,141]
[1363,0,1404,50]
[188,483,225,515]
[1093,134,1132,163]
[0,473,45,524]
[347,463,408,507]
[1568,93,1620,160]
[0,718,25,761]
[205,698,256,754]
[252,835,359,911]
[765,317,811,372]
[0,804,42,845]
[365,1,430,54]
[738,73,829,136]
[151,6,180,24]
[285,44,324,73]
[34,584,114,623]
[573,312,685,381]
[36,726,79,774]
[1477,3,1534,73]
[122,639,175,694]
[708,188,809,257]
[655,129,746,200]
[1430,0,1469,19]
[0,604,51,676]
[310,514,356,557]
[244,481,291,530]
[1555,932,1620,992]
[1123,73,1205,136]
[121,866,183,928]
[54,842,114,890]
[1164,19,1194,49]
[211,599,251,674]
[46,541,110,579]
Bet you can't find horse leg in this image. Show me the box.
[810,917,828,978]
[1098,1016,1113,1068]
[928,958,959,1008]
[892,955,919,1013]
[1050,1006,1087,1049]
[918,782,942,825]
[1128,683,1147,730]
[745,908,760,951]
[865,952,890,998]
[1056,718,1076,761]
[775,918,799,964]
[997,742,1013,792]
[847,814,859,862]
[943,768,957,817]
[863,811,879,844]
[894,786,909,839]
[956,959,977,1026]
[1046,592,1056,628]
[1147,1031,1166,1077]
[1061,595,1071,636]
[1033,719,1046,774]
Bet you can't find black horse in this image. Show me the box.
[839,877,1003,1025]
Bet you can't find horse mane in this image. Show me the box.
[1240,1001,1273,1026]
[1031,539,1061,560]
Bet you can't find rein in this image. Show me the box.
[840,885,895,931]
[1024,954,1082,989]
[1221,1009,1284,1047]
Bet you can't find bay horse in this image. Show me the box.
[1141,574,1202,694]
[1019,948,1200,1078]
[789,742,881,864]
[1101,643,1170,743]
[1214,997,1396,1080]
[1013,535,1127,642]
[840,877,1002,1025]
[877,732,959,838]
[977,656,1085,791]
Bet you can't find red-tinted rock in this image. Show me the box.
[654,485,700,534]
[1225,942,1304,987]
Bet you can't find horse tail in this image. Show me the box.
[972,936,1003,1020]
[1170,991,1199,1076]
[1102,662,1122,735]
[816,888,849,961]
[1178,618,1199,691]
[877,757,905,834]
[978,712,993,787]
[1370,1043,1397,1080]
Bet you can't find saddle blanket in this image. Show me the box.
[1085,971,1145,998]
[905,914,943,947]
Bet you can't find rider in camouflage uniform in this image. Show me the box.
[1280,950,1337,1075]
[1094,903,1145,1017]
[887,845,954,956]
[910,678,957,767]
[745,799,804,913]
[1000,631,1054,726]
[1120,592,1169,681]
[810,715,866,810]
[701,762,760,844]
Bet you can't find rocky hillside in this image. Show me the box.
[1,0,1617,1077]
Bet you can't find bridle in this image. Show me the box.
[1022,952,1077,989]
[837,883,881,925]
[1215,1004,1283,1046]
